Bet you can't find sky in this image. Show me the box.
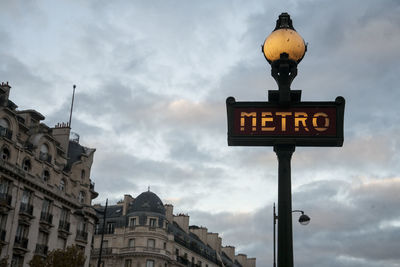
[1,0,400,266]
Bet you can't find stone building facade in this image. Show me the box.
[91,191,256,267]
[0,82,98,266]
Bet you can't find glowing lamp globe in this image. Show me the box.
[262,13,306,64]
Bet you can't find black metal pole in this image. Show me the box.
[274,144,295,267]
[97,198,108,267]
[273,202,276,267]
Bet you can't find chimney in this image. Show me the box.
[206,233,222,253]
[122,194,134,216]
[52,123,71,154]
[173,214,189,233]
[235,254,248,267]
[222,246,235,262]
[0,82,11,105]
[164,204,174,223]
[189,226,208,244]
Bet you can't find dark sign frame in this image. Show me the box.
[226,96,345,147]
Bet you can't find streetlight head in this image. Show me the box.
[298,214,310,225]
[262,13,306,64]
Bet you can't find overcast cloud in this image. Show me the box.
[1,0,399,266]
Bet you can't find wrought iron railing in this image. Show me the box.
[19,203,33,216]
[0,192,12,206]
[76,230,88,241]
[58,220,70,232]
[40,212,53,224]
[14,236,28,249]
[35,244,48,255]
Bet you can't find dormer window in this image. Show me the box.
[59,179,66,192]
[129,217,137,227]
[1,147,10,161]
[149,218,156,227]
[39,144,51,163]
[78,191,85,204]
[42,170,50,182]
[22,158,31,171]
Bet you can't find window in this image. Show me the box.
[78,191,85,204]
[22,158,31,172]
[103,240,108,248]
[38,231,49,246]
[163,242,166,249]
[107,222,115,234]
[39,144,50,162]
[21,190,30,205]
[42,170,50,182]
[125,259,132,267]
[41,199,51,215]
[0,118,12,139]
[129,217,137,227]
[197,261,202,267]
[59,179,65,192]
[11,254,23,267]
[175,248,179,256]
[1,147,10,161]
[149,218,156,227]
[147,239,155,248]
[81,170,85,180]
[0,179,10,195]
[95,223,100,234]
[129,238,135,248]
[146,260,154,267]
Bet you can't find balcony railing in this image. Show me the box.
[76,230,88,241]
[35,244,48,255]
[0,126,12,140]
[19,203,33,216]
[58,220,70,232]
[92,247,113,256]
[90,181,95,190]
[0,192,12,206]
[0,229,6,241]
[40,212,53,224]
[14,236,28,249]
[39,152,52,164]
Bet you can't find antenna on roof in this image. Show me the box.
[68,85,76,128]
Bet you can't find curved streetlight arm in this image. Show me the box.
[291,210,305,215]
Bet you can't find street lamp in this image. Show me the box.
[263,12,307,267]
[262,12,306,106]
[273,203,310,267]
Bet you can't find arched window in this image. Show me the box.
[1,147,10,161]
[22,158,31,172]
[39,144,51,162]
[78,191,85,204]
[42,170,50,182]
[59,179,66,192]
[81,170,85,180]
[0,118,12,139]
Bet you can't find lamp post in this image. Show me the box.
[273,203,310,267]
[226,10,345,267]
[262,13,307,267]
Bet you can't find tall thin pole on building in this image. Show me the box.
[97,198,108,267]
[68,85,76,128]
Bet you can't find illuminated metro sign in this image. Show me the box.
[226,96,345,147]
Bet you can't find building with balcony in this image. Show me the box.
[0,82,98,267]
[91,191,256,267]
